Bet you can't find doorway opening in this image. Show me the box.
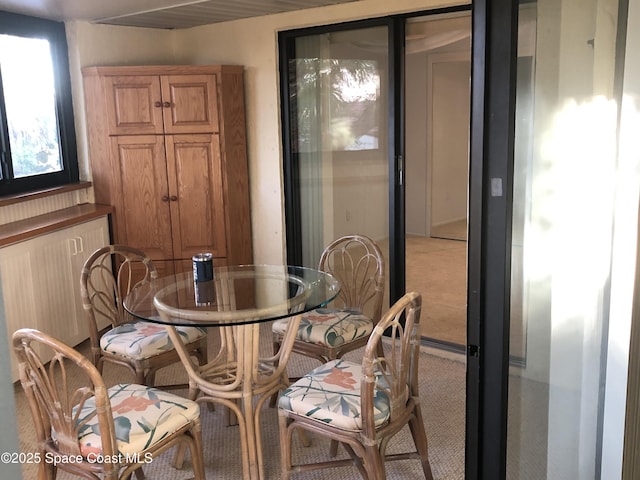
[405,13,471,352]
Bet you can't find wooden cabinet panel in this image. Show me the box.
[111,136,174,261]
[166,134,227,259]
[161,75,219,134]
[103,73,218,136]
[105,76,164,136]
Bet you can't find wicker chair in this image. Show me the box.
[80,245,207,387]
[272,234,385,367]
[277,292,434,480]
[13,328,205,480]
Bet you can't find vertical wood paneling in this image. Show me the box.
[0,190,88,226]
[0,245,42,380]
[0,217,110,381]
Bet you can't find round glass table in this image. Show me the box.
[123,264,340,480]
[124,264,340,326]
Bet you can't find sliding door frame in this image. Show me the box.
[465,0,518,478]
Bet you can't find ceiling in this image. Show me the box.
[0,0,359,29]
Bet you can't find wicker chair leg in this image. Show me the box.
[363,444,385,480]
[409,406,434,480]
[329,439,340,457]
[191,427,207,480]
[278,414,293,480]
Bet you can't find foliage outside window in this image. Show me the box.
[0,11,78,197]
[292,58,380,153]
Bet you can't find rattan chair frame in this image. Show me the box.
[80,245,207,386]
[278,292,434,480]
[13,328,205,480]
[273,234,386,365]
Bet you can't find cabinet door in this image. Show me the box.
[110,135,174,261]
[66,218,112,341]
[165,133,227,260]
[161,75,219,134]
[105,75,164,135]
[31,230,87,348]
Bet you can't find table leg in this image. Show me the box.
[241,323,261,480]
[163,316,302,480]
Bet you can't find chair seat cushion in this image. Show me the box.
[75,384,199,456]
[100,320,206,360]
[278,359,390,431]
[272,308,374,347]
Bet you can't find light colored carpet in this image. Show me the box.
[406,235,467,346]
[14,327,466,480]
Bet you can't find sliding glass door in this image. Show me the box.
[507,0,625,478]
[280,21,395,307]
[280,7,472,316]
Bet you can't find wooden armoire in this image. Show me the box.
[82,65,252,274]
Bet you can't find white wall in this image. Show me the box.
[405,51,429,236]
[428,55,470,228]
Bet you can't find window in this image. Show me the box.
[0,11,78,196]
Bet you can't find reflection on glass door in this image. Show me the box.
[507,1,623,478]
[284,25,391,308]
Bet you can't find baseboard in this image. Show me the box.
[420,336,527,367]
[421,336,466,354]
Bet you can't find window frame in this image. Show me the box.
[0,10,79,197]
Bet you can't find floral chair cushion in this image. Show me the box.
[278,359,390,431]
[272,308,374,347]
[101,320,206,360]
[75,383,200,456]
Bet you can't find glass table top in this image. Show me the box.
[123,264,340,327]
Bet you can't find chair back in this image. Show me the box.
[80,245,158,348]
[360,291,422,441]
[319,234,385,324]
[13,328,120,475]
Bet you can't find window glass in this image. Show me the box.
[0,34,62,178]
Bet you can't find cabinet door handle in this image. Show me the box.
[162,195,170,202]
[163,102,171,108]
[154,101,163,107]
[68,237,84,256]
[170,195,178,201]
